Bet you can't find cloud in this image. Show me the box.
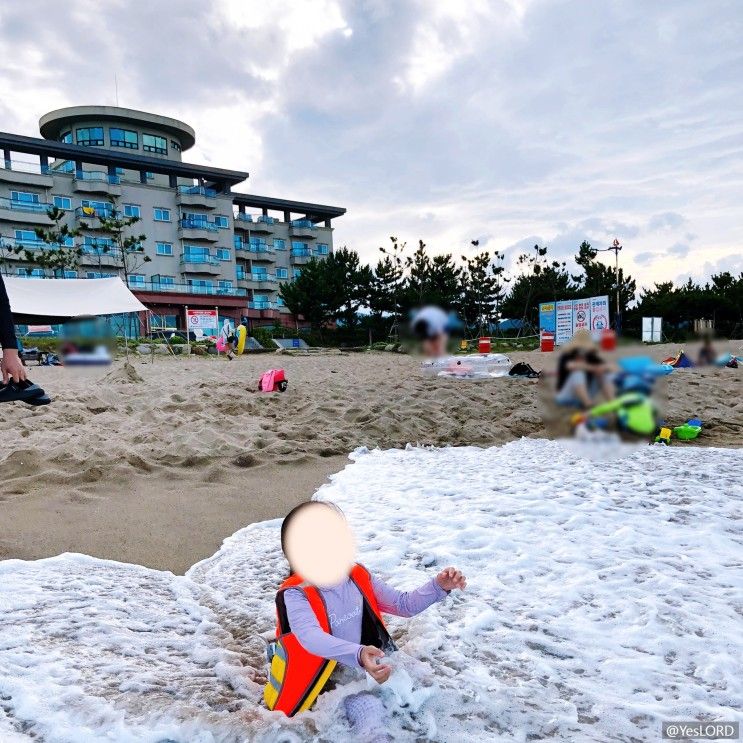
[0,0,740,292]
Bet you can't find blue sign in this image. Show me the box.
[539,302,556,333]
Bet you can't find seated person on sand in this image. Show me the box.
[264,501,465,740]
[555,328,615,409]
[697,336,716,366]
[410,305,452,357]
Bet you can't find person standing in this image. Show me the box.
[0,273,26,384]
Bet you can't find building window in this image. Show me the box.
[86,272,115,279]
[188,279,213,290]
[18,268,45,277]
[123,203,141,218]
[291,241,309,253]
[276,267,288,279]
[54,160,75,174]
[60,131,72,144]
[316,243,329,256]
[183,245,209,260]
[276,296,285,307]
[157,275,175,286]
[115,167,125,176]
[170,140,181,151]
[293,268,301,279]
[83,236,114,252]
[54,269,78,279]
[249,237,267,250]
[218,280,233,290]
[76,127,104,146]
[128,274,146,288]
[153,207,171,222]
[11,191,40,203]
[233,235,243,249]
[214,215,229,228]
[236,265,246,280]
[14,230,38,245]
[142,134,167,154]
[156,242,173,256]
[110,128,138,149]
[216,248,230,261]
[273,238,286,250]
[145,172,155,180]
[53,196,72,210]
[182,211,207,224]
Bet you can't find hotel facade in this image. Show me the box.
[0,106,345,332]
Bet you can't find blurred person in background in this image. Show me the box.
[555,328,614,409]
[410,306,455,357]
[697,335,716,366]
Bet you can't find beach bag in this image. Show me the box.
[508,362,541,378]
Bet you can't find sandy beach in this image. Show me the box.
[1,340,741,573]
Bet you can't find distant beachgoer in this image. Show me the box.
[697,336,716,366]
[555,329,614,408]
[0,274,26,383]
[411,306,452,357]
[265,501,466,739]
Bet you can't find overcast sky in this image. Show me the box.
[0,0,741,290]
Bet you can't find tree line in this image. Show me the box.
[279,238,742,342]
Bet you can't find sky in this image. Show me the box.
[0,0,741,292]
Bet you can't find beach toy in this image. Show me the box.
[236,325,247,355]
[215,336,228,352]
[654,427,672,445]
[673,424,701,440]
[686,417,702,427]
[258,368,288,393]
[618,356,673,376]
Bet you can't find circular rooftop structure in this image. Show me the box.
[39,105,196,152]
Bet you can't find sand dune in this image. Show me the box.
[0,341,740,571]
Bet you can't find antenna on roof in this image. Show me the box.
[114,73,119,106]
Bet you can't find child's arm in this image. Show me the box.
[371,571,452,618]
[284,588,363,668]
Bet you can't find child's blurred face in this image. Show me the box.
[284,504,356,588]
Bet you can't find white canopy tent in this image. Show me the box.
[5,277,147,324]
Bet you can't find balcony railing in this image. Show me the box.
[291,247,313,257]
[234,213,253,224]
[180,218,220,232]
[178,185,216,198]
[0,197,53,214]
[249,300,276,310]
[290,219,316,229]
[132,281,247,297]
[180,254,221,268]
[1,160,51,175]
[257,215,277,225]
[75,205,113,219]
[75,170,121,184]
[237,243,274,255]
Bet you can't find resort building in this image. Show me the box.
[0,106,345,332]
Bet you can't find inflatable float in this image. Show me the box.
[421,353,511,379]
[236,324,247,355]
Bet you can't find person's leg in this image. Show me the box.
[555,370,592,408]
[599,371,615,401]
[343,692,391,743]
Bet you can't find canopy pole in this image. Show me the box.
[185,305,190,357]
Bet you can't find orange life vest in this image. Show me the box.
[264,563,394,716]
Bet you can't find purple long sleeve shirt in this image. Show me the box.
[284,573,447,669]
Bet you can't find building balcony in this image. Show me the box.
[132,281,247,298]
[75,205,113,225]
[246,215,278,235]
[79,250,123,268]
[0,198,54,225]
[289,219,317,239]
[176,185,217,209]
[178,218,220,242]
[180,254,222,275]
[72,171,122,196]
[236,244,276,262]
[238,273,279,291]
[0,161,53,188]
[290,248,313,265]
[233,213,254,231]
[248,300,277,311]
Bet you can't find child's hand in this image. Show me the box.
[436,567,466,592]
[360,645,392,684]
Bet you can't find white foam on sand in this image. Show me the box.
[0,439,741,742]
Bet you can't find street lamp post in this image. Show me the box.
[595,238,623,334]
